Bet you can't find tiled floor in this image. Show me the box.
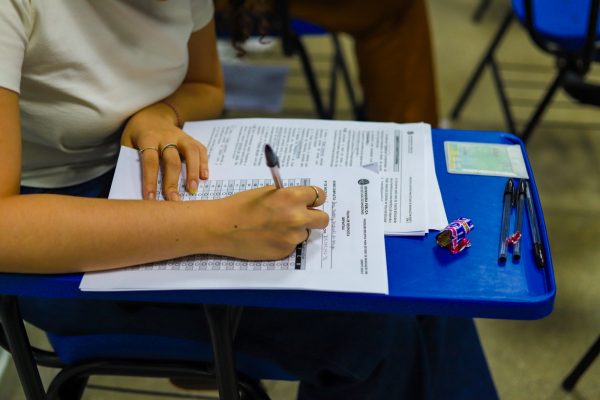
[2,1,600,399]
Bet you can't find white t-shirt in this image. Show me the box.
[0,0,214,188]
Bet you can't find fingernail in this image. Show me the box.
[147,192,156,200]
[169,192,181,201]
[201,168,209,180]
[188,179,198,194]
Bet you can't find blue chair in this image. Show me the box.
[0,296,294,400]
[450,0,600,143]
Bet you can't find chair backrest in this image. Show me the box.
[512,0,600,72]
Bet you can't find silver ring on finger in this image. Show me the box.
[138,147,159,156]
[309,186,319,208]
[160,143,179,158]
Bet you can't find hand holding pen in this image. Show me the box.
[263,144,328,243]
[184,144,329,261]
[265,145,322,209]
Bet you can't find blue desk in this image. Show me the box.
[0,129,556,320]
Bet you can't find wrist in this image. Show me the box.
[160,100,183,128]
[128,102,180,129]
[184,200,229,256]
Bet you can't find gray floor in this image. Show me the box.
[3,0,600,399]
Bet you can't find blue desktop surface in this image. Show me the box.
[0,129,555,320]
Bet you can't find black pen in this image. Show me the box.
[524,180,546,268]
[512,180,526,261]
[498,178,513,263]
[264,144,284,189]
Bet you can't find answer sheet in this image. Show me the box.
[80,147,389,294]
[183,118,442,234]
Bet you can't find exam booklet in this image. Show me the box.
[183,118,447,235]
[79,147,389,294]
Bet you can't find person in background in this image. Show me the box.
[0,1,494,398]
[289,0,439,124]
[218,0,438,124]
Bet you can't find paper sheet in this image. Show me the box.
[182,118,443,235]
[80,147,389,294]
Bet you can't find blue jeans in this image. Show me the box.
[19,172,498,400]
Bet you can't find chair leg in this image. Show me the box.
[291,34,331,119]
[239,378,272,400]
[204,305,243,400]
[519,68,567,143]
[472,0,494,22]
[49,376,89,400]
[331,35,363,121]
[562,335,600,391]
[450,10,514,121]
[328,41,339,120]
[0,296,46,400]
[489,55,517,133]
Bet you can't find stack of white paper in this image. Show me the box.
[185,118,447,235]
[81,156,389,294]
[79,118,447,294]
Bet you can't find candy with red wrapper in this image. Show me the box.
[436,217,474,254]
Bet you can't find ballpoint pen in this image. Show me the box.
[512,180,526,261]
[265,144,311,248]
[498,178,513,263]
[524,180,546,268]
[264,144,284,189]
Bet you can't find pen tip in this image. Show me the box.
[264,144,279,167]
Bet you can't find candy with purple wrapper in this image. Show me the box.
[436,217,474,254]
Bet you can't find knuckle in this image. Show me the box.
[283,211,306,227]
[281,188,300,202]
[163,156,181,168]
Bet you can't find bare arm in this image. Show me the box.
[0,89,199,272]
[0,87,328,273]
[0,90,329,274]
[0,190,328,274]
[0,17,328,274]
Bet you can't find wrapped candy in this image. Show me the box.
[436,217,474,254]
